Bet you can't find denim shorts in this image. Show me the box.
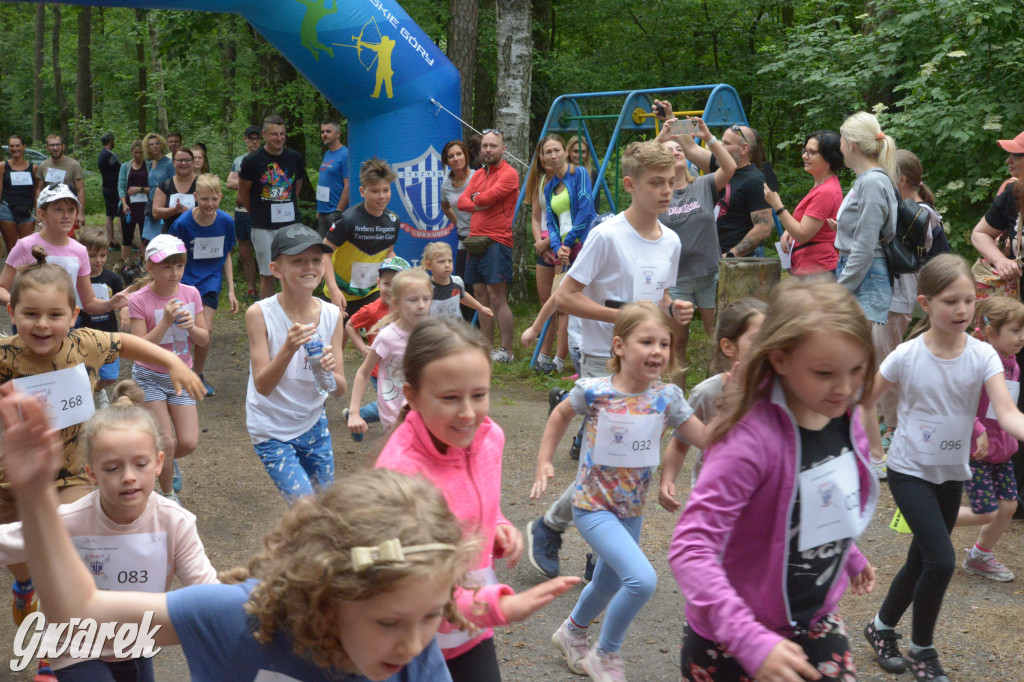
[837,255,892,324]
[0,202,34,224]
[670,272,718,310]
[465,241,512,287]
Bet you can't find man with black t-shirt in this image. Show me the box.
[321,158,400,317]
[98,133,123,249]
[238,114,308,298]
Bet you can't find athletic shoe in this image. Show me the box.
[881,426,895,451]
[490,347,514,364]
[869,453,888,481]
[199,374,215,397]
[34,658,56,682]
[172,460,183,493]
[905,647,950,682]
[526,518,561,578]
[570,432,582,461]
[551,619,589,675]
[863,620,906,673]
[582,647,627,682]
[12,581,37,626]
[583,553,596,583]
[963,548,1015,581]
[244,289,258,302]
[535,359,557,375]
[161,491,182,506]
[342,408,364,443]
[548,387,567,415]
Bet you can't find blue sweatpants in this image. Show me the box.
[253,411,334,504]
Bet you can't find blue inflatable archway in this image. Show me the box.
[26,0,462,265]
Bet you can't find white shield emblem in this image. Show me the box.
[393,146,447,232]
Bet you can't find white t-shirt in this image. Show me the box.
[881,334,1003,483]
[565,212,681,357]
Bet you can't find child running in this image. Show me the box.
[168,173,238,397]
[76,228,126,406]
[671,278,879,682]
[0,249,202,655]
[659,297,766,511]
[0,380,217,679]
[533,301,706,682]
[0,387,475,682]
[862,255,1024,682]
[421,241,493,319]
[128,234,210,504]
[954,296,1024,582]
[245,225,344,503]
[348,268,432,437]
[377,317,578,681]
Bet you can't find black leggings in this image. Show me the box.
[446,637,501,682]
[877,470,962,647]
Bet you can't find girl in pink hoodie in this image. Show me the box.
[670,278,880,682]
[376,317,578,682]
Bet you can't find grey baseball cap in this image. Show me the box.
[270,223,333,260]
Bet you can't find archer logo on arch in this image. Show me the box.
[393,146,452,239]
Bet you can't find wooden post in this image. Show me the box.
[716,257,781,312]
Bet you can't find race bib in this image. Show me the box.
[44,167,66,184]
[73,532,168,594]
[170,193,195,210]
[270,202,295,223]
[12,364,94,430]
[592,411,663,468]
[91,283,111,301]
[10,171,31,186]
[130,192,148,204]
[904,414,974,465]
[316,184,331,203]
[154,302,195,346]
[285,347,316,384]
[350,261,378,289]
[46,255,82,307]
[987,380,1020,419]
[558,211,573,239]
[193,236,225,259]
[430,296,462,318]
[798,449,861,551]
[632,261,671,302]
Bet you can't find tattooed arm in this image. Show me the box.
[724,209,773,257]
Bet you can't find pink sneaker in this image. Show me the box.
[582,647,627,682]
[963,548,1014,581]
[551,619,589,675]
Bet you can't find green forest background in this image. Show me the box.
[0,0,1021,256]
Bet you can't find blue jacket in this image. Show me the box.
[544,165,597,252]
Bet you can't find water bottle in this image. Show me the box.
[303,331,337,396]
[171,300,189,357]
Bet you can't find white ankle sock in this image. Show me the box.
[908,641,929,654]
[553,356,565,372]
[970,544,992,559]
[538,353,551,365]
[874,615,893,631]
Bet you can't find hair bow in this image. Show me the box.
[350,538,456,572]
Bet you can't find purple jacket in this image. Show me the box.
[669,379,879,676]
[971,352,1020,464]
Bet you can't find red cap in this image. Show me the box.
[997,131,1024,154]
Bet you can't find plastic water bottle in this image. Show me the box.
[303,331,337,396]
[171,301,189,357]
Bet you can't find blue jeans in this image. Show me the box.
[253,411,334,504]
[361,376,380,424]
[570,509,655,653]
[837,254,892,324]
[56,657,155,682]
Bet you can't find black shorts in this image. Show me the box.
[102,188,121,218]
[201,290,220,311]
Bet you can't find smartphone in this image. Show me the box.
[653,103,667,118]
[604,299,628,309]
[762,161,780,192]
[671,119,700,137]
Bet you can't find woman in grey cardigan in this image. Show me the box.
[832,111,898,324]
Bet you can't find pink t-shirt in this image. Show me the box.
[0,489,218,670]
[369,322,410,428]
[790,174,842,276]
[128,283,204,371]
[6,232,91,302]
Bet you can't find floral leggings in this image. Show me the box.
[681,613,855,682]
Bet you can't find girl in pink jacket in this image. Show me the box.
[670,278,880,682]
[376,317,577,682]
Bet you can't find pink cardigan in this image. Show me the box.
[376,411,515,660]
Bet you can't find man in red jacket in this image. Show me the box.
[457,130,520,363]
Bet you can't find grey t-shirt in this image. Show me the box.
[440,169,475,239]
[660,173,721,281]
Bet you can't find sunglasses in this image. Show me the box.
[729,124,751,144]
[482,128,504,137]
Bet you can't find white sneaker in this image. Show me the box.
[582,647,627,682]
[490,347,514,364]
[94,388,110,410]
[551,619,589,675]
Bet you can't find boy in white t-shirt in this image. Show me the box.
[527,141,694,579]
[245,225,346,504]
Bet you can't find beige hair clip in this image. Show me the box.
[350,538,456,572]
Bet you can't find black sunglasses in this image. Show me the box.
[729,124,750,144]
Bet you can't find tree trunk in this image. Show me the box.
[52,6,70,143]
[715,257,781,312]
[493,0,531,300]
[135,9,147,135]
[447,0,478,124]
[221,20,236,131]
[33,4,45,144]
[76,7,93,147]
[148,14,168,136]
[529,0,553,142]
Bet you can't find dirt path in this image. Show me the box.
[1,307,1023,681]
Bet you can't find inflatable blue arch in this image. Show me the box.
[23,0,462,264]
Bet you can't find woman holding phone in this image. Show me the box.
[764,130,844,276]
